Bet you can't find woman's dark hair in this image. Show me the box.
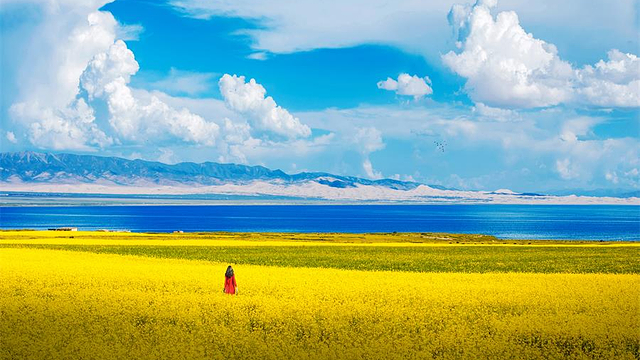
[225,266,234,278]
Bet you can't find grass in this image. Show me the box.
[2,243,638,274]
[1,229,629,245]
[1,230,637,274]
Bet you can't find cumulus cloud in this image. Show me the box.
[556,158,579,180]
[140,90,330,166]
[11,98,113,150]
[219,74,311,139]
[605,171,619,184]
[80,39,139,100]
[219,132,335,166]
[3,0,636,191]
[8,9,120,149]
[443,0,573,108]
[23,9,119,109]
[79,39,220,146]
[559,117,597,143]
[169,0,451,58]
[0,1,324,168]
[377,74,433,99]
[7,8,222,150]
[298,104,638,189]
[167,0,638,67]
[472,103,518,121]
[353,127,385,179]
[362,158,383,179]
[443,0,640,109]
[5,131,17,144]
[575,50,640,107]
[354,127,385,154]
[4,1,319,165]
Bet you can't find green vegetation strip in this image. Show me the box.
[2,244,639,274]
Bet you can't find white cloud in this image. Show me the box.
[4,2,225,151]
[7,9,221,150]
[575,50,640,107]
[605,171,619,184]
[443,1,573,108]
[20,9,119,109]
[167,0,638,66]
[218,74,311,139]
[104,73,324,165]
[362,158,382,179]
[443,0,640,109]
[354,127,385,154]
[116,23,144,41]
[246,52,269,61]
[150,92,237,120]
[353,127,385,179]
[5,132,17,144]
[298,103,638,188]
[149,91,331,165]
[3,0,637,193]
[471,103,518,121]
[11,98,113,150]
[377,74,433,99]
[0,0,111,7]
[157,148,178,164]
[169,0,451,58]
[556,158,578,180]
[148,68,217,96]
[559,117,597,143]
[216,132,335,165]
[81,39,139,100]
[3,1,318,164]
[7,8,120,150]
[80,40,220,146]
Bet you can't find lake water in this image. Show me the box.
[1,205,638,240]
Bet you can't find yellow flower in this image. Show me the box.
[0,234,638,360]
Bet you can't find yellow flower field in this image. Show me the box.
[1,245,638,360]
[5,230,635,247]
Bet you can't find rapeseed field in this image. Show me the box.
[0,231,638,359]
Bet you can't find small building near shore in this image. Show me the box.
[48,227,78,231]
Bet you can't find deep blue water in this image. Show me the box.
[1,205,638,240]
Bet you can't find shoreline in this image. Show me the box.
[2,192,640,207]
[2,185,639,206]
[1,230,638,244]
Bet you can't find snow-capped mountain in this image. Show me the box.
[0,151,424,189]
[1,152,637,205]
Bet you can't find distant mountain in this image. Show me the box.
[0,151,422,190]
[1,152,637,205]
[548,188,640,199]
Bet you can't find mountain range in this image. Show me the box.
[0,151,637,205]
[0,151,427,190]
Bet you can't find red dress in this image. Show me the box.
[224,275,237,294]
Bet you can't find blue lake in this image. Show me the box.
[1,205,638,240]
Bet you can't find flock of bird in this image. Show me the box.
[433,140,447,153]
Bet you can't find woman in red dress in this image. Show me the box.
[223,265,238,295]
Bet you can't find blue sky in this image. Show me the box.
[1,0,638,193]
